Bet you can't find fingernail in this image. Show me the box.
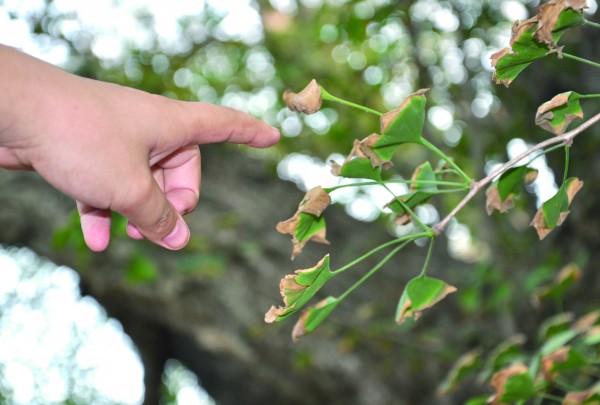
[163,217,190,249]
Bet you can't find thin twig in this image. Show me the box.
[432,111,600,236]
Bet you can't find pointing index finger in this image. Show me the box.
[184,102,280,148]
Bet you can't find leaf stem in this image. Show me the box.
[320,86,383,116]
[333,232,430,274]
[419,138,472,184]
[577,93,600,99]
[382,183,433,233]
[562,52,600,71]
[432,111,600,235]
[584,19,600,30]
[324,179,468,193]
[563,146,570,184]
[418,239,435,277]
[338,240,414,300]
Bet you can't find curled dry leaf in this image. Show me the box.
[283,79,323,114]
[331,133,393,177]
[264,255,332,323]
[536,92,583,135]
[276,186,331,259]
[531,177,583,240]
[536,0,587,48]
[490,364,529,405]
[380,88,429,134]
[486,184,515,215]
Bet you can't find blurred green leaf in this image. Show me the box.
[499,372,536,402]
[437,348,482,396]
[497,166,538,202]
[126,254,159,284]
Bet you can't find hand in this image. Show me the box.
[0,45,280,252]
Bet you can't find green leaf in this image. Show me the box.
[536,91,583,135]
[538,313,574,342]
[533,263,581,305]
[540,329,579,355]
[396,276,457,324]
[373,89,428,161]
[265,255,335,322]
[437,348,482,396]
[464,396,489,405]
[492,8,585,87]
[479,335,526,383]
[497,166,538,202]
[292,296,340,341]
[550,347,588,374]
[531,177,583,240]
[126,254,159,284]
[295,212,326,243]
[500,372,537,402]
[333,157,382,181]
[386,161,439,219]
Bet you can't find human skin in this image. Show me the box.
[0,44,280,252]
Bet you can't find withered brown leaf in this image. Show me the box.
[276,186,331,259]
[535,0,587,49]
[531,178,583,240]
[536,92,584,135]
[490,364,529,405]
[541,346,570,381]
[485,184,515,215]
[283,79,323,114]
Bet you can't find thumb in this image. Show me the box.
[179,102,280,148]
[120,174,190,250]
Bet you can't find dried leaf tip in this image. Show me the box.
[381,88,429,134]
[283,79,323,115]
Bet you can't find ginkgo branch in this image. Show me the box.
[432,111,600,236]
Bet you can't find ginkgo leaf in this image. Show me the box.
[386,161,439,224]
[535,0,587,48]
[479,335,527,383]
[486,166,538,215]
[532,263,581,307]
[490,364,536,404]
[538,312,575,341]
[373,89,429,161]
[531,177,583,240]
[283,79,323,114]
[491,5,585,87]
[276,187,331,259]
[264,255,334,323]
[563,390,600,405]
[330,157,383,181]
[541,346,587,381]
[536,91,583,135]
[396,276,457,325]
[437,348,482,396]
[291,296,340,342]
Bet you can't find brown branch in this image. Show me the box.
[432,111,600,236]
